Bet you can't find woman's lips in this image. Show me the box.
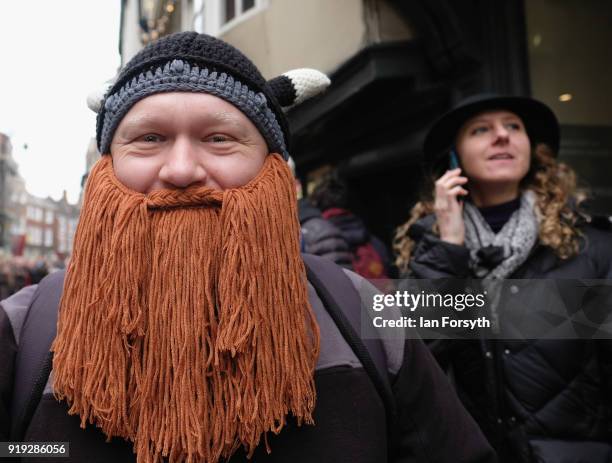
[488,152,514,161]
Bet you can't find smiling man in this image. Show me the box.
[0,32,496,463]
[110,93,269,192]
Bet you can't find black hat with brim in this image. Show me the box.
[423,94,560,163]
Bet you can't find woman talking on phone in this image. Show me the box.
[394,94,612,463]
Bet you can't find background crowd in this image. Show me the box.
[0,255,66,300]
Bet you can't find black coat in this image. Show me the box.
[324,208,394,277]
[407,215,612,463]
[298,199,353,268]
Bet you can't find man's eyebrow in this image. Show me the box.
[118,110,249,133]
[208,111,248,129]
[118,113,164,131]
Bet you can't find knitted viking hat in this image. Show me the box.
[92,31,330,159]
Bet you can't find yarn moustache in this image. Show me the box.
[51,154,320,463]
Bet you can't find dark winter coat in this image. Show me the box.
[407,214,612,463]
[298,199,353,268]
[0,267,496,463]
[322,207,393,277]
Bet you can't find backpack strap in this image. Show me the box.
[10,270,65,441]
[301,253,397,426]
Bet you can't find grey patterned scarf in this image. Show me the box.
[463,191,540,333]
[464,190,539,281]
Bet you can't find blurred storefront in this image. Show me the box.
[526,0,612,216]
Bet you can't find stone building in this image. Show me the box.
[0,133,80,259]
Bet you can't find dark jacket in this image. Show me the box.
[299,199,353,269]
[322,207,394,278]
[0,267,496,463]
[407,215,612,463]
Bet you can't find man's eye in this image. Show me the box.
[506,122,522,131]
[207,134,231,143]
[140,134,163,143]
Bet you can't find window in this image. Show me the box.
[67,218,79,252]
[221,0,259,26]
[58,216,68,253]
[26,206,43,221]
[526,0,612,126]
[223,0,236,23]
[58,216,67,235]
[196,0,267,35]
[44,229,53,247]
[27,226,43,246]
[526,0,612,215]
[45,210,54,225]
[11,218,25,235]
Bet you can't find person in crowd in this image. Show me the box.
[288,157,353,268]
[0,257,14,300]
[27,259,49,284]
[8,257,31,293]
[310,170,394,279]
[394,93,612,462]
[0,32,496,463]
[48,258,67,274]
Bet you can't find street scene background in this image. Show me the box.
[0,0,610,295]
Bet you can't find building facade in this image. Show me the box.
[0,133,81,260]
[0,133,20,251]
[8,191,79,260]
[53,192,80,260]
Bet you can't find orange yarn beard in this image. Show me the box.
[51,154,320,463]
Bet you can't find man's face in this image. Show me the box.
[110,92,269,193]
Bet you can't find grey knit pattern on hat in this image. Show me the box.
[96,31,291,159]
[99,59,287,158]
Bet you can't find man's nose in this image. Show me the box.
[158,139,207,188]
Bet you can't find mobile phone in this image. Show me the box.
[449,149,460,170]
[449,149,467,201]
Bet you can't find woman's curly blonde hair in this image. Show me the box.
[393,144,587,275]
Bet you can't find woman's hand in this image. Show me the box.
[434,168,469,245]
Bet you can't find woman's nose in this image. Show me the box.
[493,123,510,142]
[157,139,208,188]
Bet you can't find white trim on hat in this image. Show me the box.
[282,69,331,108]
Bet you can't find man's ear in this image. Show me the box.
[267,69,330,111]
